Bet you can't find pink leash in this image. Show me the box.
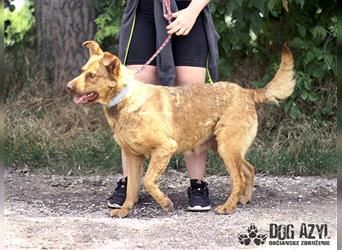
[136,0,173,74]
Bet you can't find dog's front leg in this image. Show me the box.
[144,146,175,212]
[110,151,144,218]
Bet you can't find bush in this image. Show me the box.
[5,0,35,47]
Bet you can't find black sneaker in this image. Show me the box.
[187,179,211,211]
[107,177,127,208]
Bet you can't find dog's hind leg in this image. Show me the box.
[214,108,258,214]
[215,147,246,214]
[239,160,255,205]
[110,152,144,218]
[144,145,176,212]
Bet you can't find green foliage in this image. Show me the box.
[89,0,126,52]
[4,0,35,47]
[4,0,36,99]
[4,0,16,33]
[211,0,336,123]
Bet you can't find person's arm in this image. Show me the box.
[166,0,210,36]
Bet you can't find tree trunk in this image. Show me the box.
[35,0,95,91]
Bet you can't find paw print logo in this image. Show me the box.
[237,223,268,246]
[247,223,258,238]
[237,234,251,245]
[254,234,268,245]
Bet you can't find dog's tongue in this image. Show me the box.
[73,94,89,104]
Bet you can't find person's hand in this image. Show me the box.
[166,7,200,36]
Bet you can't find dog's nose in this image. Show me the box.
[66,81,74,93]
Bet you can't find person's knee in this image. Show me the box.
[175,66,206,86]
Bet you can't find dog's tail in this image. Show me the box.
[249,43,296,104]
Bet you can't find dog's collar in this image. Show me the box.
[106,85,131,108]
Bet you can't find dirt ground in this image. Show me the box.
[4,168,337,249]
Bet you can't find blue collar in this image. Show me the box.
[106,85,131,108]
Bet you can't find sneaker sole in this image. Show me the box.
[107,201,123,209]
[187,205,211,211]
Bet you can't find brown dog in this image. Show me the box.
[67,41,295,217]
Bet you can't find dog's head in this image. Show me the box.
[66,41,124,105]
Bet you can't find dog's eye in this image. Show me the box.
[87,73,96,79]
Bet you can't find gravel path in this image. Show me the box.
[4,169,337,249]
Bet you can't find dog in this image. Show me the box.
[66,41,295,217]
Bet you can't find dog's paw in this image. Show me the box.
[110,208,129,218]
[237,234,251,245]
[254,234,267,245]
[247,223,258,238]
[238,196,251,205]
[215,204,235,215]
[160,197,174,212]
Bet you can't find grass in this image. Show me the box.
[246,119,336,175]
[5,83,121,173]
[4,76,336,176]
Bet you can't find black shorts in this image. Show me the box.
[125,0,209,67]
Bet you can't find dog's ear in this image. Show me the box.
[103,52,121,82]
[83,40,103,56]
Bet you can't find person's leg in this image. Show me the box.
[171,0,211,211]
[124,66,208,180]
[175,66,207,180]
[175,66,211,211]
